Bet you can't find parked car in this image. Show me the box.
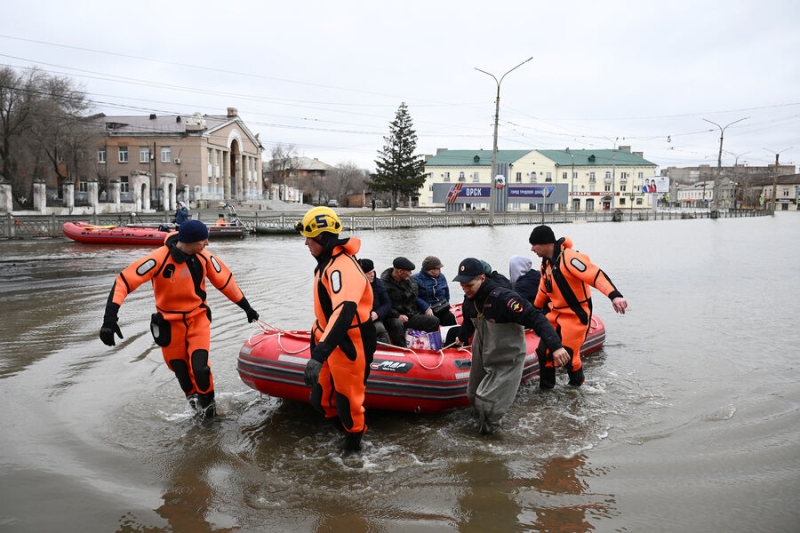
[327,199,339,207]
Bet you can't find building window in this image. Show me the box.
[562,171,568,180]
[120,176,129,193]
[78,181,89,192]
[458,171,465,182]
[207,148,213,176]
[589,172,596,183]
[545,172,552,183]
[530,172,537,183]
[472,172,480,182]
[516,172,522,183]
[161,147,171,163]
[118,147,128,163]
[98,149,106,163]
[443,172,450,182]
[140,147,150,163]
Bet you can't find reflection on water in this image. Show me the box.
[2,215,800,532]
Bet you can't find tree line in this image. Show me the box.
[0,66,93,207]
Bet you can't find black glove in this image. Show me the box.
[100,321,124,346]
[304,359,323,387]
[244,307,259,323]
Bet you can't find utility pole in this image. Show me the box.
[475,57,533,226]
[702,117,748,214]
[763,147,793,212]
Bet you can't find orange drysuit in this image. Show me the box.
[534,237,623,387]
[104,233,250,401]
[308,237,377,437]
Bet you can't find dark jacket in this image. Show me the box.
[380,267,422,318]
[371,277,392,321]
[513,269,541,304]
[458,278,563,351]
[456,277,562,351]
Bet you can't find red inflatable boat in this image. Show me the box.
[237,313,606,414]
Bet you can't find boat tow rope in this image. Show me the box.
[248,320,470,371]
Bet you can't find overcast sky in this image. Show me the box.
[2,0,798,173]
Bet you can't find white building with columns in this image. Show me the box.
[88,107,263,211]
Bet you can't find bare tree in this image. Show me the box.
[263,144,297,199]
[0,66,91,204]
[329,162,370,206]
[0,67,39,192]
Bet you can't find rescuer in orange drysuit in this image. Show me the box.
[296,206,377,452]
[530,225,628,389]
[99,220,259,418]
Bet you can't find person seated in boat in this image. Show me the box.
[413,256,457,327]
[380,256,440,347]
[98,220,260,420]
[452,257,569,436]
[358,258,392,344]
[173,201,190,226]
[215,214,228,226]
[296,206,376,452]
[508,255,541,304]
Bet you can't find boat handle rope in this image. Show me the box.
[247,320,309,354]
[248,320,472,371]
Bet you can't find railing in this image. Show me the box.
[0,208,772,240]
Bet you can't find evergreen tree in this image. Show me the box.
[367,102,426,210]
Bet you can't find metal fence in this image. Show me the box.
[0,208,772,240]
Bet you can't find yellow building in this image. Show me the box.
[422,147,658,212]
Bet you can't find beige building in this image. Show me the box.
[422,147,658,211]
[89,107,263,209]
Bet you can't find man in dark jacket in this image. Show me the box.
[358,258,392,344]
[453,257,569,435]
[380,256,440,346]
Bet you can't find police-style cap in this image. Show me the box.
[452,257,485,282]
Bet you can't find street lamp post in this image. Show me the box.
[603,137,619,210]
[724,150,749,210]
[629,191,635,219]
[763,146,793,212]
[475,57,533,226]
[702,117,748,213]
[566,147,575,211]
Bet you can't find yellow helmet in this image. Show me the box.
[295,206,343,238]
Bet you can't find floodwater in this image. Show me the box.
[1,214,798,533]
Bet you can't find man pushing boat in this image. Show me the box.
[295,206,377,452]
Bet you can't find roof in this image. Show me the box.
[424,149,531,167]
[88,111,263,149]
[538,149,657,167]
[292,156,335,171]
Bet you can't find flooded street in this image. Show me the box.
[1,214,798,532]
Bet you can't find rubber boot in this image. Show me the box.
[197,391,216,419]
[187,393,200,413]
[568,368,585,387]
[342,429,364,452]
[539,366,557,390]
